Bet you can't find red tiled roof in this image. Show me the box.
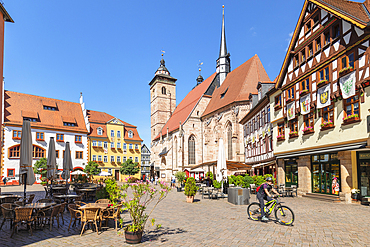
[89,123,108,138]
[124,126,143,142]
[202,55,270,117]
[154,73,217,140]
[4,91,88,133]
[316,0,370,24]
[87,110,134,127]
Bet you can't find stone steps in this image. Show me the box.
[302,193,341,202]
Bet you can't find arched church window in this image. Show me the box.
[227,124,232,160]
[162,87,166,95]
[188,135,196,165]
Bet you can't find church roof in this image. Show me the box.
[154,73,217,140]
[202,54,270,118]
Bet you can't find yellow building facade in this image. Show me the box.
[87,110,143,181]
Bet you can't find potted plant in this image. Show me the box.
[302,126,314,135]
[289,131,298,138]
[174,171,186,192]
[276,134,285,142]
[184,177,197,203]
[321,120,334,130]
[120,178,171,244]
[343,114,359,124]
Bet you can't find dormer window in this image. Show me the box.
[63,122,76,127]
[23,117,37,122]
[43,106,57,111]
[97,127,103,135]
[42,100,57,111]
[220,87,229,99]
[62,116,76,127]
[128,131,133,138]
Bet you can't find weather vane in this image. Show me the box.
[198,60,203,72]
[161,50,165,57]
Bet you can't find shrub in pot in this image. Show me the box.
[184,177,197,203]
[174,171,186,190]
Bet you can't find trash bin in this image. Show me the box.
[227,187,250,205]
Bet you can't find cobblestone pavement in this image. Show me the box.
[0,184,369,246]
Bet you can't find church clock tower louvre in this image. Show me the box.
[149,55,177,144]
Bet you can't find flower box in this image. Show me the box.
[343,114,360,125]
[286,98,294,104]
[317,79,329,88]
[303,127,314,135]
[277,135,285,142]
[339,67,354,77]
[274,104,282,111]
[289,132,298,139]
[321,122,334,131]
[299,89,309,96]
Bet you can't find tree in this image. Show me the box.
[84,161,101,180]
[33,158,47,178]
[120,159,140,176]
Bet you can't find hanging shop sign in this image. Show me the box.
[339,71,356,99]
[317,84,331,109]
[300,94,311,115]
[287,102,295,120]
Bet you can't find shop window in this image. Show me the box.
[12,130,22,140]
[344,94,360,118]
[285,160,298,187]
[311,154,340,195]
[341,53,354,70]
[7,169,15,177]
[318,66,329,82]
[36,132,44,141]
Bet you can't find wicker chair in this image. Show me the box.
[102,204,122,231]
[11,207,35,237]
[3,197,19,203]
[14,201,26,207]
[44,187,51,198]
[57,202,67,224]
[80,207,100,236]
[0,203,17,230]
[37,198,54,203]
[26,194,35,204]
[39,205,61,231]
[95,199,110,204]
[67,204,82,231]
[74,201,87,208]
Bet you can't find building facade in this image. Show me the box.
[3,91,88,184]
[87,109,143,181]
[141,144,151,180]
[270,0,370,202]
[240,82,275,177]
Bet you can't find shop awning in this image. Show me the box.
[252,160,276,169]
[189,168,205,172]
[275,142,366,159]
[191,161,251,171]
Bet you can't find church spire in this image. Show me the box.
[155,53,170,76]
[219,5,227,58]
[216,5,230,86]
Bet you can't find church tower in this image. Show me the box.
[216,5,230,85]
[149,55,177,143]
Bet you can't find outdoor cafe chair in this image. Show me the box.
[11,207,35,238]
[26,194,35,204]
[57,202,67,224]
[291,185,298,197]
[3,197,19,204]
[0,203,17,230]
[80,207,100,236]
[74,201,87,209]
[67,204,82,231]
[95,199,110,204]
[102,204,122,231]
[44,187,51,198]
[39,204,61,231]
[14,201,26,207]
[279,184,287,197]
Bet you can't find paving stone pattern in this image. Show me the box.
[0,184,369,246]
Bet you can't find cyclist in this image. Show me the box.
[256,176,279,222]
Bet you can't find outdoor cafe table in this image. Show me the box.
[0,194,22,204]
[79,203,110,210]
[54,194,80,204]
[77,188,97,201]
[20,202,56,229]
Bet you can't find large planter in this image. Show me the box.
[125,230,143,244]
[227,187,250,205]
[186,196,194,203]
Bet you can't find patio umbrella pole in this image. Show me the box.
[23,173,27,199]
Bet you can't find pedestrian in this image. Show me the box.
[2,176,6,186]
[171,174,176,188]
[151,177,154,184]
[155,175,158,185]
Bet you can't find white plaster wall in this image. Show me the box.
[3,126,88,182]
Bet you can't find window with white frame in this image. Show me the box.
[104,156,108,162]
[117,156,121,163]
[128,131,133,138]
[97,127,103,135]
[111,130,115,137]
[123,156,127,162]
[104,142,108,149]
[93,140,97,147]
[98,141,102,147]
[117,131,121,138]
[117,142,121,149]
[92,155,96,161]
[135,157,138,163]
[123,143,127,150]
[111,156,115,162]
[129,144,133,149]
[108,168,112,174]
[135,144,138,149]
[129,157,133,161]
[98,155,102,161]
[111,142,115,149]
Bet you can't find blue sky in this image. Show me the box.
[3,0,308,146]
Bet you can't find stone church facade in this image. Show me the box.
[150,7,271,181]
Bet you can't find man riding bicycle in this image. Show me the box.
[256,177,279,222]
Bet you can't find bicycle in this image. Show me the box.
[247,195,294,226]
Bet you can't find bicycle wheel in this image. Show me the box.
[247,202,261,221]
[275,205,294,226]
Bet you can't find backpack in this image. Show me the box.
[256,184,262,193]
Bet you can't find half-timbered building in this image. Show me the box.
[270,0,370,203]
